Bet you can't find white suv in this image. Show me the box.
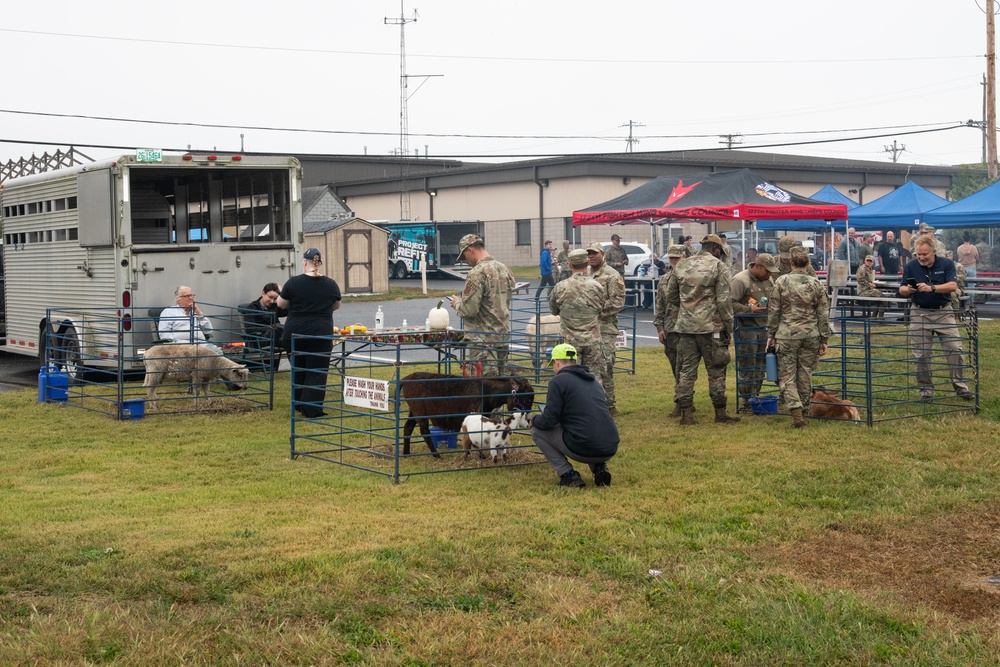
[601,242,653,276]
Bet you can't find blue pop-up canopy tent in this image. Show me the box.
[924,179,1000,227]
[847,181,950,232]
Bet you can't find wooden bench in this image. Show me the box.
[514,281,531,295]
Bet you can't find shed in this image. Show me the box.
[304,217,389,295]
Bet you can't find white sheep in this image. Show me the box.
[461,411,532,463]
[143,344,249,409]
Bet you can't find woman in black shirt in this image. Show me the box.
[277,248,342,418]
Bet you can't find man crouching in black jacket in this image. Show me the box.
[531,343,620,488]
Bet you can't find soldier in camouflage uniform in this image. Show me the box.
[908,223,946,257]
[766,251,831,428]
[731,252,779,407]
[665,234,740,425]
[604,234,629,276]
[549,249,606,382]
[653,244,688,417]
[855,254,884,318]
[945,251,967,314]
[778,236,817,277]
[449,234,516,376]
[556,240,572,283]
[586,242,627,416]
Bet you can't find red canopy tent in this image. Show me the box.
[572,169,849,226]
[572,168,849,267]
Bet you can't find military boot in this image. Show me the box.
[714,407,741,424]
[679,407,697,425]
[790,407,808,428]
[668,403,682,418]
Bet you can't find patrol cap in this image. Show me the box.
[750,252,779,273]
[568,248,589,267]
[666,244,686,258]
[458,234,485,257]
[611,233,621,241]
[789,245,810,260]
[917,222,930,232]
[777,235,798,259]
[548,343,578,365]
[585,242,605,254]
[303,248,322,262]
[701,234,725,248]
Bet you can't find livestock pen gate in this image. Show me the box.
[733,295,979,425]
[288,330,551,484]
[39,304,278,419]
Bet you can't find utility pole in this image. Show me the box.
[621,120,643,152]
[987,0,998,178]
[883,140,907,163]
[385,2,418,221]
[718,133,743,149]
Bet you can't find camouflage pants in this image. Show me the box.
[734,319,767,402]
[466,337,509,377]
[775,336,821,410]
[663,331,680,381]
[675,333,731,409]
[857,288,885,317]
[576,345,605,390]
[598,331,618,409]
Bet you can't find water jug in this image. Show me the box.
[765,350,778,382]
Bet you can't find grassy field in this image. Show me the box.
[2,323,1000,665]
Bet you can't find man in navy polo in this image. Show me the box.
[899,236,973,401]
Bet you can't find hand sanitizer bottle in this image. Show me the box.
[425,318,431,331]
[375,306,384,332]
[401,319,408,332]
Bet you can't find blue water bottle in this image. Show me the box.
[765,346,778,382]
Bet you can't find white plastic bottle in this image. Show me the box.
[425,318,431,331]
[375,306,384,332]
[402,319,408,332]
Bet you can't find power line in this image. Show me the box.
[0,27,983,66]
[0,108,973,142]
[0,124,971,161]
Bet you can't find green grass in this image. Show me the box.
[2,324,1000,665]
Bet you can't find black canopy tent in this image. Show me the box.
[572,169,848,262]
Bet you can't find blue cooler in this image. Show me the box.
[428,426,458,449]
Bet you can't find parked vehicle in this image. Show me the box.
[601,242,653,276]
[0,152,304,371]
[382,221,484,279]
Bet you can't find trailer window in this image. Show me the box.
[129,168,292,244]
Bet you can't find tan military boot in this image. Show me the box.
[714,407,741,424]
[790,407,807,428]
[679,407,697,425]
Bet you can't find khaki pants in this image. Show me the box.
[909,307,968,393]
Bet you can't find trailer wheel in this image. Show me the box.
[50,322,83,380]
[394,261,408,279]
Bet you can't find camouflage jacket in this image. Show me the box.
[653,272,679,334]
[909,235,947,257]
[730,268,774,317]
[456,256,515,340]
[767,271,830,342]
[589,262,626,335]
[778,259,817,278]
[604,245,629,275]
[855,264,878,294]
[976,242,992,271]
[555,250,570,275]
[549,273,604,349]
[665,251,733,335]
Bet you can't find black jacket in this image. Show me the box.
[532,364,619,458]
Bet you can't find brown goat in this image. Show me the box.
[398,372,534,456]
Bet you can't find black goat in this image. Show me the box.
[398,372,534,456]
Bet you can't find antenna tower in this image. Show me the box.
[385,2,418,220]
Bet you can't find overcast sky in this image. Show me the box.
[1,1,995,168]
